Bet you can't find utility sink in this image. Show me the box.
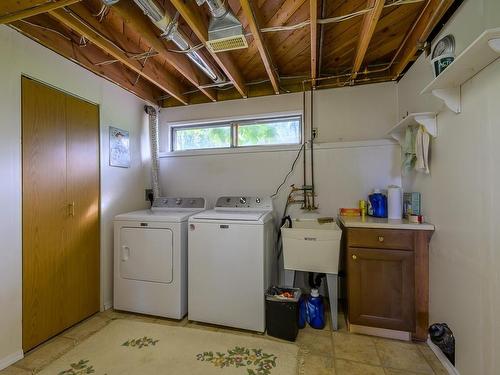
[281,218,342,274]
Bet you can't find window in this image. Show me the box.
[171,115,301,152]
[172,124,231,151]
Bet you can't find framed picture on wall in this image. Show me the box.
[109,126,130,168]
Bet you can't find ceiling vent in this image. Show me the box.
[196,0,248,53]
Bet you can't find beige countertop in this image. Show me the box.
[338,215,435,231]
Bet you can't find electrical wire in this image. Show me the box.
[94,50,159,66]
[270,143,305,199]
[260,20,310,33]
[93,4,107,17]
[93,4,109,22]
[79,35,87,47]
[64,8,145,56]
[318,8,372,25]
[18,19,72,41]
[133,46,154,86]
[167,43,204,54]
[257,0,425,33]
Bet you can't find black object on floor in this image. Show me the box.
[265,287,301,341]
[429,323,455,365]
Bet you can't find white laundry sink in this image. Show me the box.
[281,218,342,274]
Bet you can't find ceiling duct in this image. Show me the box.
[196,0,248,53]
[102,0,225,84]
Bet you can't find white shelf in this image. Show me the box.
[388,112,437,146]
[420,28,500,113]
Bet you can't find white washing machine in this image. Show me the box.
[114,197,206,319]
[188,196,275,332]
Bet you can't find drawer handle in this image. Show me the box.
[378,236,384,242]
[352,254,357,260]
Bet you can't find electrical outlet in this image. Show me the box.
[312,128,318,139]
[145,189,153,201]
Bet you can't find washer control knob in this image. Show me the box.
[256,197,261,204]
[239,197,247,204]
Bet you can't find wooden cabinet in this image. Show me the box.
[343,226,433,341]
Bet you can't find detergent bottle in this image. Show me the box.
[306,289,325,329]
[368,190,388,218]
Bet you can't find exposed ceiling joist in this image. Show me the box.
[11,17,160,104]
[268,0,307,28]
[107,0,217,102]
[49,7,189,105]
[310,0,318,86]
[352,0,385,79]
[240,0,280,95]
[0,0,81,25]
[169,0,247,98]
[391,0,455,79]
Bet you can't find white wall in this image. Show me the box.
[0,25,150,368]
[159,82,400,215]
[159,140,401,218]
[398,0,500,374]
[159,81,398,151]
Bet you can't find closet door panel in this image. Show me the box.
[65,95,100,324]
[22,77,68,351]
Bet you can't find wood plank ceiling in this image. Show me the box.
[1,0,456,107]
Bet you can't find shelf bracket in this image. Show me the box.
[388,112,438,147]
[432,87,461,114]
[414,114,438,137]
[390,132,405,145]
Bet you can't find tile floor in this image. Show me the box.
[1,309,447,375]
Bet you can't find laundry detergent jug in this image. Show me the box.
[306,289,325,329]
[368,190,388,218]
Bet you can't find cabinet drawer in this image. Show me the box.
[347,228,414,250]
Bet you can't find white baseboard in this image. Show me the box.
[427,338,460,375]
[0,350,24,371]
[103,300,113,311]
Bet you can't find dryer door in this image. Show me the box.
[120,227,173,283]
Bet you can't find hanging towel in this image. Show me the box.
[402,126,417,175]
[415,125,430,174]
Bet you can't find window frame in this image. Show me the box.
[169,114,302,152]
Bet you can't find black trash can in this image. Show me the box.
[265,286,301,341]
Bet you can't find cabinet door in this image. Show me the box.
[348,247,415,331]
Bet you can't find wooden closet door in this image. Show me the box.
[22,77,69,350]
[22,77,100,351]
[64,95,100,326]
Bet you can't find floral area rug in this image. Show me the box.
[38,319,298,375]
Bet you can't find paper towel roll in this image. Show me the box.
[388,185,402,219]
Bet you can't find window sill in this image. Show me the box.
[159,144,302,158]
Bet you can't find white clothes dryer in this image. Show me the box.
[114,197,206,319]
